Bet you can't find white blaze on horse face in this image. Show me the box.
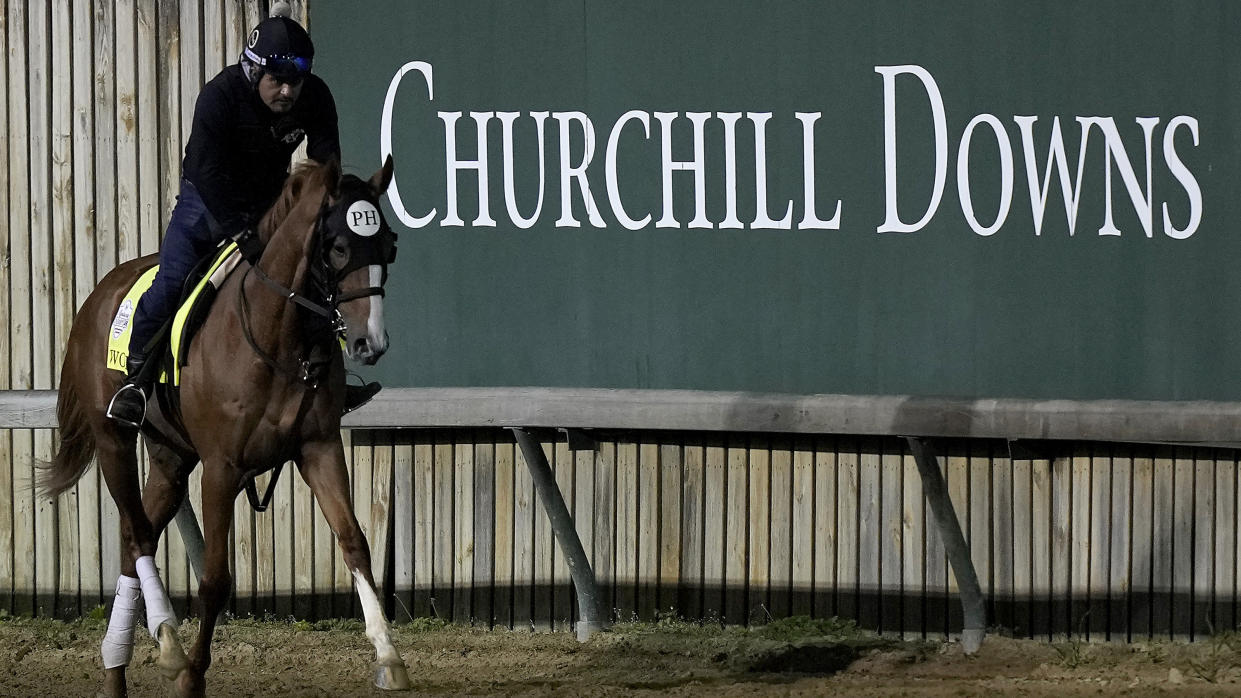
[365,265,388,356]
[343,265,388,363]
[352,569,402,666]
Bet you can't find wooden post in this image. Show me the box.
[472,438,496,627]
[490,438,514,627]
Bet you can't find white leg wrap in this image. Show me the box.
[136,555,178,638]
[101,575,142,669]
[353,569,401,665]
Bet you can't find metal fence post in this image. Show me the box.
[512,427,607,641]
[906,436,986,653]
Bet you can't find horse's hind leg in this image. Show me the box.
[94,428,189,697]
[299,441,412,691]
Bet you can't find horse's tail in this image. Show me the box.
[37,376,97,499]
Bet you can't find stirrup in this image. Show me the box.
[106,383,148,428]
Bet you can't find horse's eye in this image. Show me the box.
[330,239,349,266]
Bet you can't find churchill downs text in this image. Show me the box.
[380,62,1201,239]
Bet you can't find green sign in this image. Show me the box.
[314,1,1237,401]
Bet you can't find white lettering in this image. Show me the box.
[749,112,793,229]
[439,111,496,227]
[380,61,435,228]
[956,114,1013,236]
[1162,116,1202,239]
[605,110,652,231]
[718,112,743,229]
[383,62,1203,242]
[498,111,548,229]
[656,112,712,229]
[554,112,605,228]
[1084,116,1159,237]
[1015,115,1091,236]
[795,112,841,230]
[875,65,948,234]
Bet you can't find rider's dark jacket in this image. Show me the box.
[184,63,340,237]
[126,64,340,358]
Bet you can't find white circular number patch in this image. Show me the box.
[346,201,382,237]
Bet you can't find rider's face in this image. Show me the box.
[258,72,303,113]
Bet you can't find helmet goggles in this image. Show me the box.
[253,53,312,84]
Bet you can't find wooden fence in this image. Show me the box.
[380,430,1241,642]
[2,424,1238,642]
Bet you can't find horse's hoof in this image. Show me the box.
[99,667,128,698]
[173,667,206,698]
[373,660,412,691]
[154,623,189,680]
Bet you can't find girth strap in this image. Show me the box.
[244,462,284,513]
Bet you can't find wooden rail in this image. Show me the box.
[7,388,1241,445]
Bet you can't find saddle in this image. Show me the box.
[106,241,245,385]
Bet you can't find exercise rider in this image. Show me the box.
[107,9,380,428]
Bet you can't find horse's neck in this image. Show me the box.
[245,197,319,347]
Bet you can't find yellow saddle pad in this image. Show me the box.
[106,242,243,385]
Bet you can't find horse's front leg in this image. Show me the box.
[299,439,411,691]
[172,461,242,698]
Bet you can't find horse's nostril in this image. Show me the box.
[353,338,370,355]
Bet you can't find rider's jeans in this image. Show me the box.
[128,178,224,358]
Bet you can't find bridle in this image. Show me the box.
[239,182,398,388]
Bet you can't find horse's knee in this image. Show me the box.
[163,469,190,498]
[197,572,232,610]
[336,526,372,569]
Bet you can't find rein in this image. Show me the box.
[247,258,338,321]
[238,268,337,388]
[236,197,341,390]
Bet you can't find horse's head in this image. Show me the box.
[311,156,397,365]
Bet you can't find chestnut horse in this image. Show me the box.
[38,157,411,697]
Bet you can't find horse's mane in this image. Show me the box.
[257,159,337,243]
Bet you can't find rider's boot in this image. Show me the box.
[106,352,151,428]
[343,381,381,414]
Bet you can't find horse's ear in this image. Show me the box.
[369,155,394,197]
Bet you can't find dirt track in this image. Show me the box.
[2,615,1240,696]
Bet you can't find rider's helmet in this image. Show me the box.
[242,6,314,84]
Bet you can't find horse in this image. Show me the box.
[38,156,411,697]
